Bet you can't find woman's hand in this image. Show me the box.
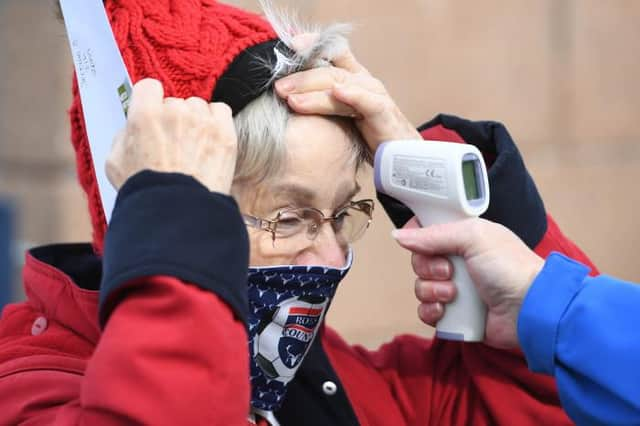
[106,79,238,194]
[393,218,545,349]
[274,36,421,153]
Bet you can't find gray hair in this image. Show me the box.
[232,1,369,186]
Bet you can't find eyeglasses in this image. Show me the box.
[242,199,374,249]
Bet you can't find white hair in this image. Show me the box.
[232,1,369,186]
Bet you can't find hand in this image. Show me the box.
[393,218,545,349]
[274,35,421,153]
[106,79,238,194]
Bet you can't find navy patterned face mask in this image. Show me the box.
[247,250,353,413]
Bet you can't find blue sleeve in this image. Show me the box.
[517,252,640,425]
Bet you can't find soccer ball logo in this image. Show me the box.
[253,295,328,384]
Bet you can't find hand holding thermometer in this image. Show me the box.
[374,140,490,341]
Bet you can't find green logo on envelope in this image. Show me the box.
[118,81,132,116]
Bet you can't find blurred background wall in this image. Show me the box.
[0,0,638,348]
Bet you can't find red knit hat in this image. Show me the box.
[69,0,277,252]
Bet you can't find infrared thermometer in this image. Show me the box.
[374,140,490,341]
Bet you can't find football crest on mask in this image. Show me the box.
[253,295,328,382]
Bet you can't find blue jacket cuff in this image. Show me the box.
[517,252,590,374]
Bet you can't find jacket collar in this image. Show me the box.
[23,243,101,345]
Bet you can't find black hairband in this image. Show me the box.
[212,39,294,115]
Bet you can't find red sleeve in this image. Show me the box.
[535,215,598,275]
[0,276,250,426]
[0,171,253,424]
[327,216,597,425]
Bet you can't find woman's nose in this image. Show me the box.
[306,223,347,268]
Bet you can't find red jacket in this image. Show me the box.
[0,115,597,425]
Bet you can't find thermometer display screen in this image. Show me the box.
[462,160,480,200]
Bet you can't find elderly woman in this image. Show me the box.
[0,1,597,425]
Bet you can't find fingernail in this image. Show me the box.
[434,285,452,299]
[430,262,450,279]
[275,79,293,93]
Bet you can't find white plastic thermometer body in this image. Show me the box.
[374,140,490,341]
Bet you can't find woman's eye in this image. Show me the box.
[276,214,303,231]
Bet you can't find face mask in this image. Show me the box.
[247,250,353,413]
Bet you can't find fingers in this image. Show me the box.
[131,82,209,119]
[418,302,444,326]
[209,102,232,117]
[331,83,388,118]
[415,278,456,303]
[106,128,127,190]
[275,67,383,99]
[415,279,456,327]
[412,253,452,280]
[404,218,454,279]
[161,97,187,133]
[330,44,367,74]
[128,78,164,117]
[207,102,237,143]
[111,76,238,195]
[281,81,388,119]
[185,96,210,116]
[412,255,456,327]
[276,66,349,97]
[273,43,383,120]
[392,220,480,257]
[287,91,358,117]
